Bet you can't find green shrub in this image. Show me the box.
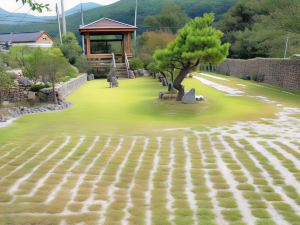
[75,55,89,73]
[8,45,33,68]
[0,68,15,89]
[146,62,160,73]
[59,32,82,65]
[30,83,50,92]
[129,58,144,70]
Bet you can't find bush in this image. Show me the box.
[8,46,33,68]
[147,62,160,73]
[30,83,50,92]
[129,58,144,70]
[59,32,82,65]
[74,55,89,73]
[0,67,15,89]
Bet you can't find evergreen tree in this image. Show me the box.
[154,13,229,101]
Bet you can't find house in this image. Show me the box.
[0,31,53,50]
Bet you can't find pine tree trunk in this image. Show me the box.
[173,67,190,101]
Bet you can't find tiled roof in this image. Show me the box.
[80,18,136,30]
[0,31,44,43]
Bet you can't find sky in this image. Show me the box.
[0,0,119,16]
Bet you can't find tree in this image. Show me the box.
[267,0,300,35]
[144,2,190,33]
[8,46,33,68]
[154,13,229,101]
[37,48,69,104]
[0,68,14,89]
[23,48,44,84]
[16,0,49,12]
[59,32,82,65]
[137,31,176,65]
[74,55,89,73]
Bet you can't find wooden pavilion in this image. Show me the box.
[79,18,136,62]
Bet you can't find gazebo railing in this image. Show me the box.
[124,52,130,78]
[112,52,116,69]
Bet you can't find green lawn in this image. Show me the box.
[0,75,299,225]
[0,76,283,143]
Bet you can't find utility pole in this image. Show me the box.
[60,0,67,35]
[134,0,138,55]
[284,36,289,59]
[56,3,62,44]
[81,0,85,54]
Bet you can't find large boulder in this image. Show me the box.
[87,74,95,81]
[129,70,135,79]
[182,88,196,104]
[18,77,33,87]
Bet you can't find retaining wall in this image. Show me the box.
[215,58,300,91]
[0,85,31,103]
[38,74,87,102]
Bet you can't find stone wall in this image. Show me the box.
[0,85,31,103]
[215,58,300,91]
[39,74,87,102]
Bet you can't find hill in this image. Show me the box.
[0,0,236,39]
[65,2,102,16]
[0,2,102,25]
[0,8,51,24]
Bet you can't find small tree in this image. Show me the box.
[74,55,89,73]
[0,67,14,89]
[154,13,230,101]
[8,46,33,68]
[23,48,44,84]
[59,32,82,65]
[37,48,69,104]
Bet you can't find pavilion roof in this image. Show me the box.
[80,18,136,33]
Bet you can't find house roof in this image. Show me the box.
[80,18,136,32]
[0,31,46,44]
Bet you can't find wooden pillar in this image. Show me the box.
[127,32,131,54]
[86,33,91,56]
[122,33,126,56]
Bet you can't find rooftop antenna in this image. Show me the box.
[60,0,67,35]
[56,3,62,44]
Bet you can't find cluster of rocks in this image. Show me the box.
[0,102,71,123]
[87,74,95,81]
[128,70,135,79]
[182,88,204,104]
[134,69,150,77]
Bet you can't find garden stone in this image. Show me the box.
[28,91,36,100]
[159,91,164,99]
[18,77,33,87]
[161,78,168,86]
[196,95,205,101]
[182,88,196,104]
[129,70,135,79]
[111,77,119,87]
[2,101,10,106]
[87,74,95,81]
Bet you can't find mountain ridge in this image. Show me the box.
[0,2,102,24]
[0,0,236,39]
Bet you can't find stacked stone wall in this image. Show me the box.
[216,58,300,91]
[0,85,30,103]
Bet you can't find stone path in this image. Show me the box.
[0,74,300,224]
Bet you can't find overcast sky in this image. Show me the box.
[0,0,119,16]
